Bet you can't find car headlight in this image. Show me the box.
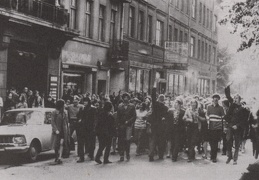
[12,136,26,144]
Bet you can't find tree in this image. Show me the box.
[219,0,259,51]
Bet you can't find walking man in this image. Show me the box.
[76,97,97,162]
[149,78,168,162]
[225,84,247,165]
[206,94,225,163]
[117,93,136,162]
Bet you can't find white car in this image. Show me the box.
[0,108,55,162]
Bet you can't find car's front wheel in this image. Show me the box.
[26,142,39,162]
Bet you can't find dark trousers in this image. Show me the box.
[95,135,112,162]
[149,130,166,158]
[226,128,242,161]
[77,129,87,160]
[222,132,227,153]
[77,129,96,160]
[118,129,131,157]
[85,132,96,158]
[171,126,181,160]
[134,129,145,154]
[186,123,199,160]
[209,130,222,160]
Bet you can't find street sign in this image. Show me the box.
[165,42,189,56]
[165,51,188,63]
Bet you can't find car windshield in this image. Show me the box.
[0,111,44,125]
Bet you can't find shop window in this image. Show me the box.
[63,72,83,97]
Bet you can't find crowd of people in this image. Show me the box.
[1,80,259,166]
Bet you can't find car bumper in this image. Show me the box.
[0,146,30,153]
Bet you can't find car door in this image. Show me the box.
[40,111,53,151]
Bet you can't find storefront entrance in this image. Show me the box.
[7,43,48,94]
[63,72,84,96]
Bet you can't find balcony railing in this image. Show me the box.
[0,0,69,26]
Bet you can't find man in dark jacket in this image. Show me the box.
[149,79,168,162]
[76,97,97,162]
[117,93,136,162]
[225,84,247,165]
[167,98,185,161]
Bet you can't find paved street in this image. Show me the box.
[0,141,256,180]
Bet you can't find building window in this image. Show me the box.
[156,20,164,46]
[98,5,105,41]
[203,5,206,26]
[147,15,152,43]
[190,36,195,57]
[192,0,197,18]
[198,39,200,59]
[176,0,180,8]
[174,28,178,42]
[70,0,77,29]
[179,30,183,42]
[199,2,202,23]
[210,11,213,30]
[207,8,209,28]
[181,0,184,11]
[213,47,217,64]
[184,32,188,42]
[169,25,173,42]
[213,15,218,33]
[110,9,116,40]
[201,41,204,60]
[209,45,211,62]
[205,43,208,61]
[129,6,135,38]
[138,11,145,41]
[186,0,190,14]
[85,0,92,37]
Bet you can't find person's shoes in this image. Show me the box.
[202,155,207,159]
[166,155,170,158]
[149,156,154,162]
[136,153,141,156]
[103,160,112,164]
[226,158,232,164]
[212,159,217,163]
[222,152,226,156]
[118,157,124,162]
[233,161,237,165]
[187,159,192,163]
[95,158,102,164]
[77,159,84,163]
[126,155,130,161]
[56,159,62,164]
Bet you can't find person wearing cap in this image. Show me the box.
[206,93,225,163]
[224,84,247,165]
[76,97,97,162]
[117,92,136,162]
[148,78,169,162]
[166,98,185,161]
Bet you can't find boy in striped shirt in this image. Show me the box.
[206,94,225,163]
